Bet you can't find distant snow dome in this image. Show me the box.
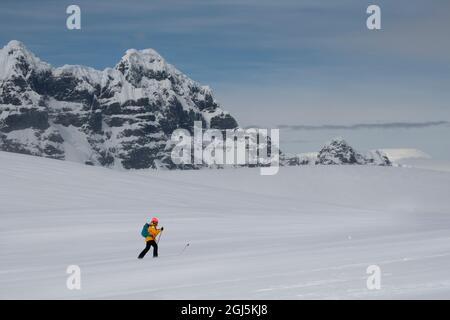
[380,148,431,162]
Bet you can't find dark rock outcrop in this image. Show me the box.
[315,137,390,166]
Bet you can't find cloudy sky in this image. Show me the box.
[1,0,449,157]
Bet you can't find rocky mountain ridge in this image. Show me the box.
[0,41,391,169]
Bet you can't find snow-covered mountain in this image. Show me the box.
[0,40,237,169]
[315,137,391,166]
[282,138,391,166]
[0,41,391,169]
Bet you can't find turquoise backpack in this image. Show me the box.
[141,223,149,237]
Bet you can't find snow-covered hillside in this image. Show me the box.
[1,151,450,299]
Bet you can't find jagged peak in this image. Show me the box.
[4,40,28,51]
[317,136,365,165]
[2,40,41,62]
[0,40,51,80]
[123,48,164,61]
[320,137,357,153]
[326,136,348,145]
[116,48,166,71]
[114,47,175,86]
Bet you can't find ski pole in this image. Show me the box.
[179,243,190,255]
[157,230,163,244]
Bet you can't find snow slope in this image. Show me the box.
[1,151,450,299]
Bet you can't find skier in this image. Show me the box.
[138,217,164,259]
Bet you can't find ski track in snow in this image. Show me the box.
[1,151,450,299]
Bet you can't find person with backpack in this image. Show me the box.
[138,217,164,259]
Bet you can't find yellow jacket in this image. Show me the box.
[145,223,161,242]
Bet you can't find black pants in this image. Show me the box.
[138,240,158,258]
